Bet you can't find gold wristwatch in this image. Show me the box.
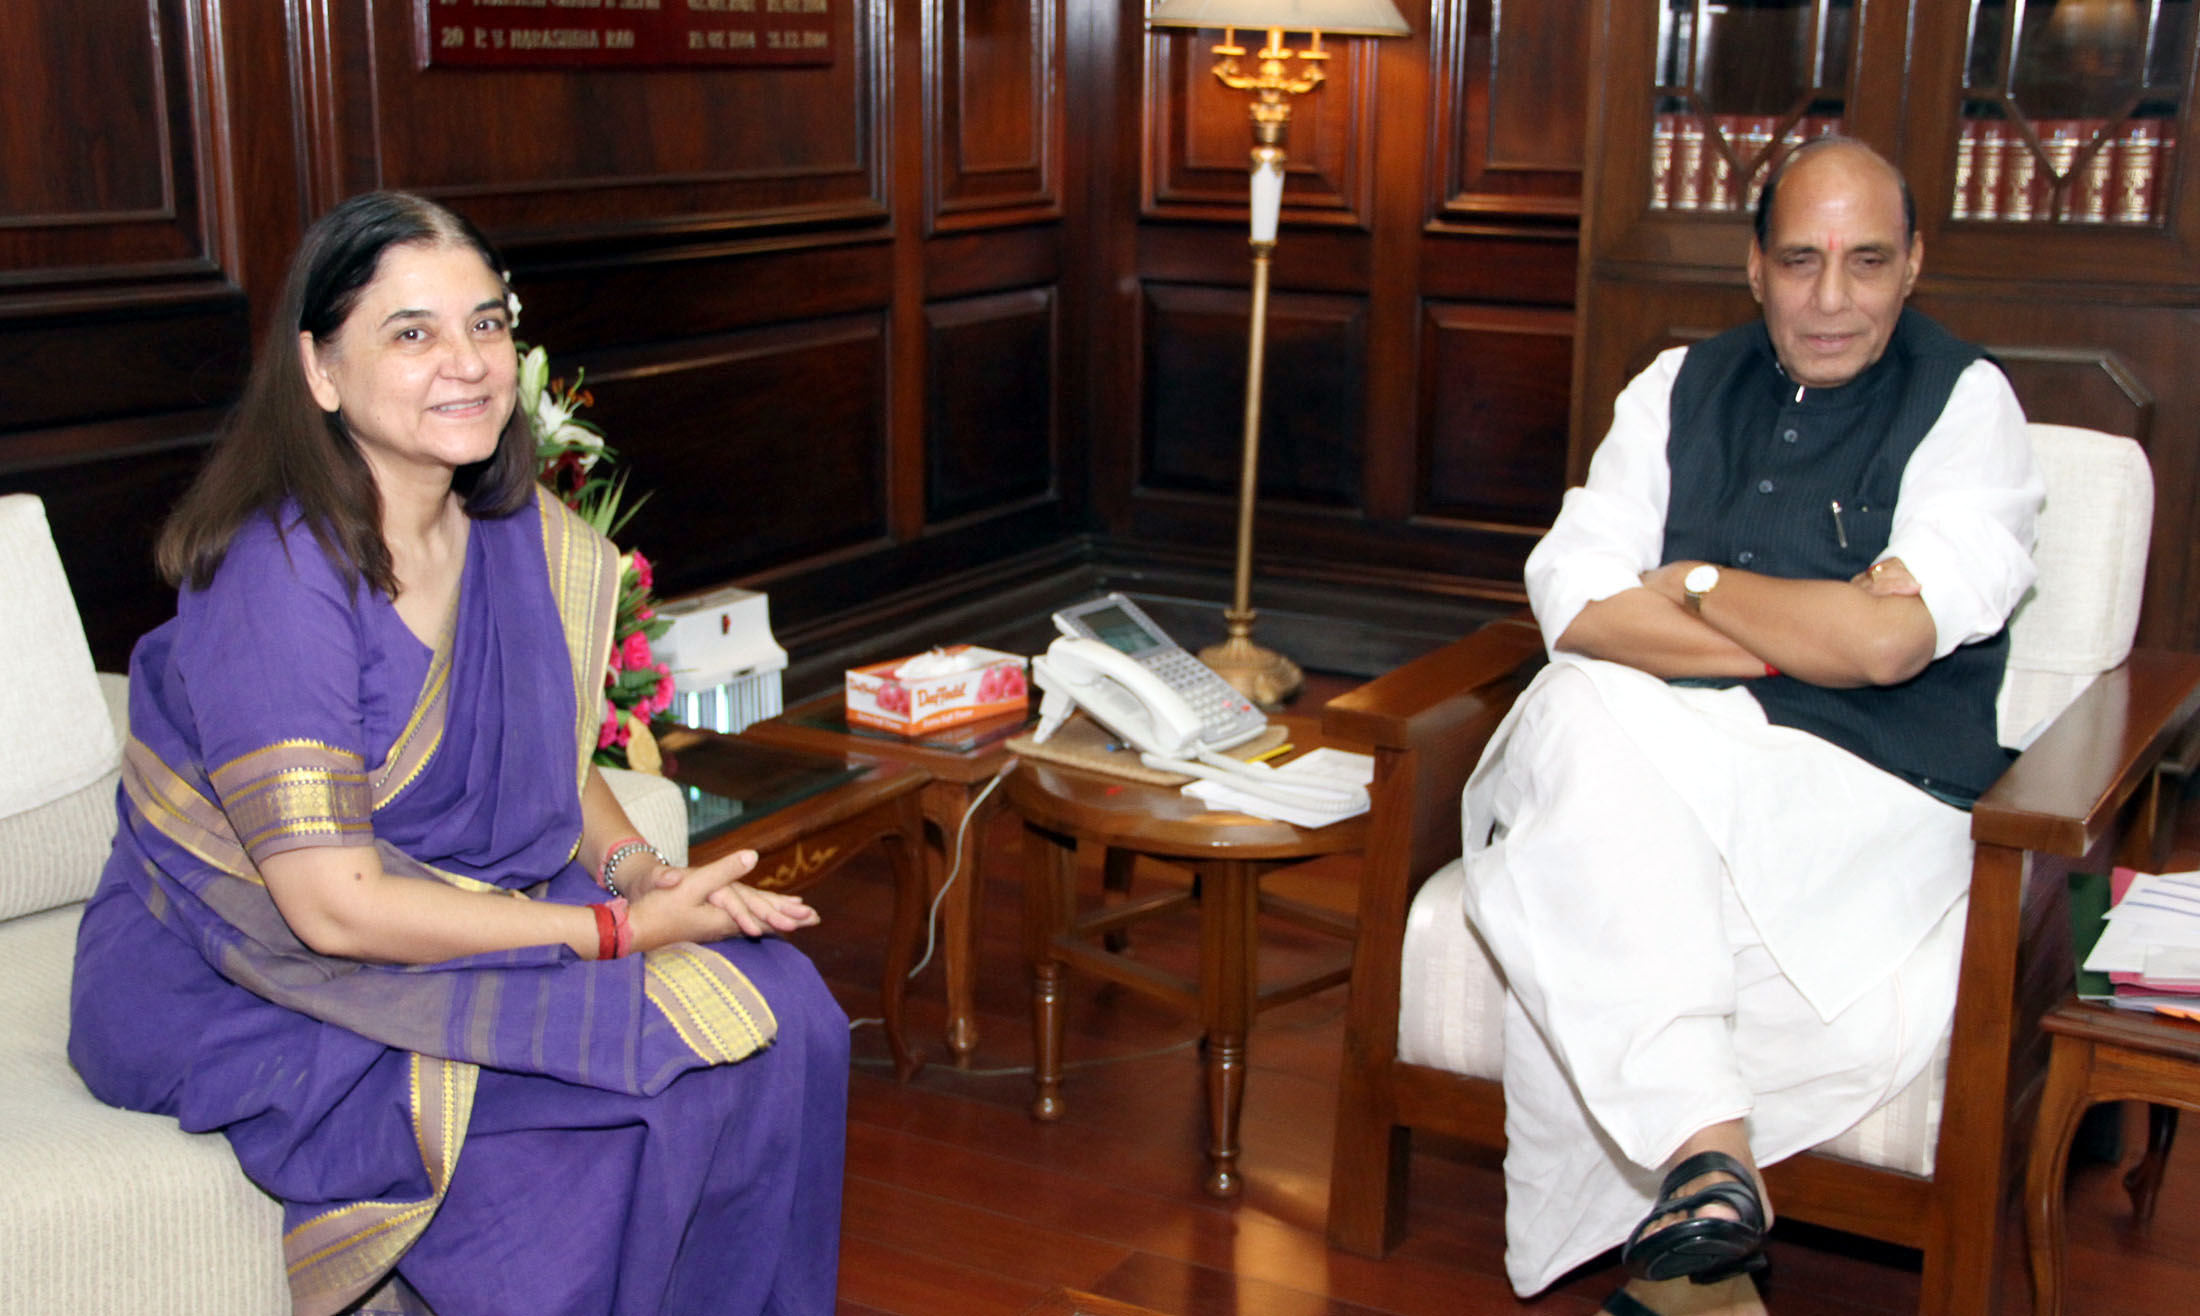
[1682,563,1721,613]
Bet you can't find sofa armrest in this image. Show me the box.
[602,767,690,867]
[1973,648,2200,858]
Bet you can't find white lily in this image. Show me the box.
[548,421,606,471]
[518,345,549,421]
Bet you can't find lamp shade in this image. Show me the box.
[1147,0,1410,38]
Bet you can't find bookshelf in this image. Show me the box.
[1952,0,2185,226]
[1648,0,1855,216]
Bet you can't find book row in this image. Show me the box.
[1647,113,1844,214]
[1645,111,2176,226]
[1953,117,2172,225]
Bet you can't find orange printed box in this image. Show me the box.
[844,646,1028,736]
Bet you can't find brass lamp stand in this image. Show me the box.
[1146,0,1409,709]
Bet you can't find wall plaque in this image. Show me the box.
[417,0,834,69]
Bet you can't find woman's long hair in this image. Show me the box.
[156,191,538,598]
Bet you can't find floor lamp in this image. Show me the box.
[1146,0,1409,708]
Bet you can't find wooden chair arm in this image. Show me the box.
[1328,614,1547,968]
[1973,649,2200,858]
[1322,612,1546,756]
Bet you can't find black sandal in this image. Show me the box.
[1620,1149,1769,1285]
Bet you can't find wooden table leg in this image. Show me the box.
[1102,847,1136,952]
[2124,1102,2180,1223]
[880,792,929,1082]
[1026,823,1075,1121]
[920,778,991,1058]
[2026,1033,2096,1316]
[1197,858,1262,1198]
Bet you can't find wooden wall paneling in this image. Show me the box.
[1987,347,2155,447]
[1137,283,1365,509]
[923,286,1058,524]
[924,224,1062,300]
[1418,230,1576,304]
[313,0,893,241]
[1566,281,1756,480]
[569,315,893,600]
[1077,0,1148,532]
[0,300,250,434]
[1426,0,1589,224]
[1912,293,2200,651]
[928,0,1064,231]
[0,0,278,669]
[515,237,895,347]
[1141,29,1382,228]
[1360,15,1431,526]
[1417,302,1571,526]
[4,435,211,669]
[0,0,217,278]
[891,0,929,545]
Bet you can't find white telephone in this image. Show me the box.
[1031,636,1211,759]
[1029,598,1366,815]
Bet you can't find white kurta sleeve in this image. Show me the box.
[1523,348,1686,655]
[1879,360,2043,657]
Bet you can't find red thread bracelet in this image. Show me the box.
[1764,662,1780,677]
[591,903,618,961]
[610,899,634,959]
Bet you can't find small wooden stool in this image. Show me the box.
[2025,1000,2200,1316]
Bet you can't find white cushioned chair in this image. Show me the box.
[0,493,688,1315]
[1322,425,2200,1314]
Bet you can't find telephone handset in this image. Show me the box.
[1031,636,1210,758]
[1030,595,1365,813]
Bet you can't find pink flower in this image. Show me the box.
[637,604,655,621]
[596,699,620,749]
[630,550,654,592]
[621,632,652,669]
[651,667,676,717]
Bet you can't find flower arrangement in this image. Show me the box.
[519,342,676,772]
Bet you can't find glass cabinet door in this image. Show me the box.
[1650,0,1861,215]
[1954,0,2190,225]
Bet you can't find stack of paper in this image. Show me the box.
[2079,867,2200,1017]
[1182,747,1374,829]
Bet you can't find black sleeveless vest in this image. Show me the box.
[1662,309,2014,805]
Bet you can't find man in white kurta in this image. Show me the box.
[1458,141,2041,1314]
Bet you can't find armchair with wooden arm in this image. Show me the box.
[1321,425,2200,1314]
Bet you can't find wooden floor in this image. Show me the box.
[791,681,2200,1316]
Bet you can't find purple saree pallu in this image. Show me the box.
[68,490,846,1316]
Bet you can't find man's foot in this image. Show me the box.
[1621,1150,1769,1284]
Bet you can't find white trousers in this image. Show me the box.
[1458,659,1969,1293]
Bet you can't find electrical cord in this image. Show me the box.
[904,759,1016,981]
[847,758,1016,1032]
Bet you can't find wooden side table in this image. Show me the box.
[1008,714,1367,1197]
[2025,1000,2200,1316]
[658,727,932,1079]
[738,692,1025,1058]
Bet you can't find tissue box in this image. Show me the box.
[845,646,1028,736]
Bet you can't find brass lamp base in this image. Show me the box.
[1199,611,1302,711]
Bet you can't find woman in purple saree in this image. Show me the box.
[68,192,845,1316]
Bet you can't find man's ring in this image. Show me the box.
[1871,562,1886,575]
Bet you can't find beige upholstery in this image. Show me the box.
[1390,423,2153,1183]
[0,495,689,1315]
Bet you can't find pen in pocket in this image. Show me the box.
[1829,499,1850,549]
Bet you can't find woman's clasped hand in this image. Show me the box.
[623,847,822,947]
